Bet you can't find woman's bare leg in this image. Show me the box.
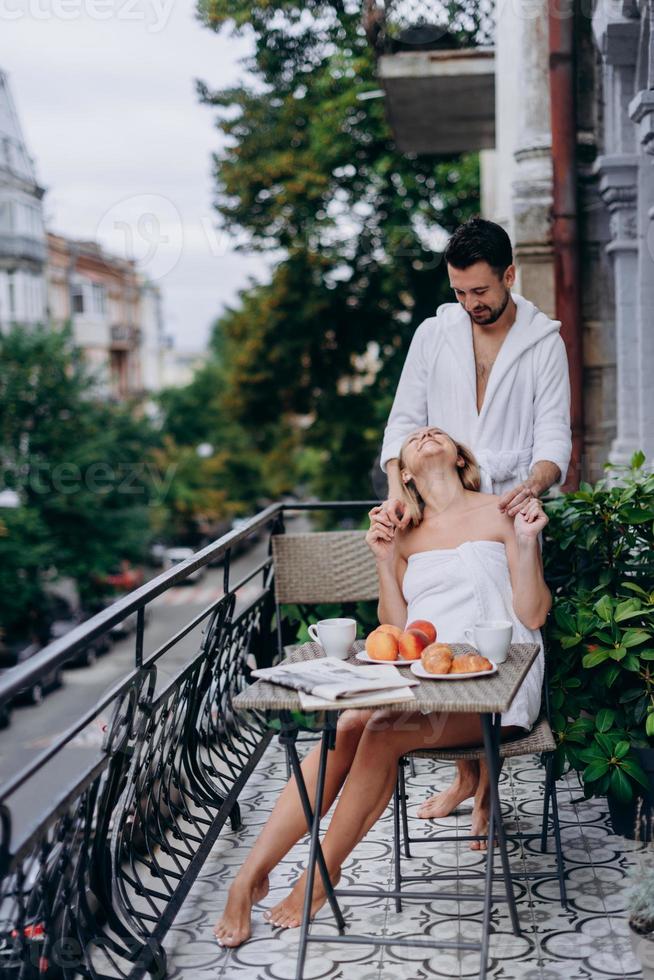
[416,760,480,819]
[270,710,500,928]
[213,709,371,946]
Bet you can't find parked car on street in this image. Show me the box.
[0,639,61,706]
[96,560,144,592]
[48,616,111,668]
[149,542,167,567]
[164,547,206,584]
[45,597,112,668]
[96,597,151,639]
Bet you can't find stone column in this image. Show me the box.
[597,156,639,465]
[630,85,654,463]
[593,3,642,466]
[510,0,555,318]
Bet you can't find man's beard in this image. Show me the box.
[469,289,511,325]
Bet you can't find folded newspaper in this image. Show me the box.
[251,658,419,710]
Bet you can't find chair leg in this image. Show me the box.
[540,755,552,854]
[393,768,403,912]
[399,759,412,859]
[547,756,568,909]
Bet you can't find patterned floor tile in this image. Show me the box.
[163,741,644,980]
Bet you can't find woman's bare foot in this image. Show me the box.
[469,786,490,851]
[417,762,480,819]
[213,873,269,947]
[264,868,341,929]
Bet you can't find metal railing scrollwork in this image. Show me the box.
[0,506,281,980]
[0,502,374,979]
[363,0,495,54]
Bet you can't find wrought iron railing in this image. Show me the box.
[0,502,374,980]
[363,0,495,54]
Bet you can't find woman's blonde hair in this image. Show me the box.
[397,429,481,527]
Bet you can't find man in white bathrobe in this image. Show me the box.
[379,217,572,823]
[381,217,572,519]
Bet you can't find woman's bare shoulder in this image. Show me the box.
[466,492,514,538]
[395,523,419,559]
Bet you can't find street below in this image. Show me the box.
[0,529,279,849]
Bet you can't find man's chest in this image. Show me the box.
[424,329,535,433]
[471,335,506,413]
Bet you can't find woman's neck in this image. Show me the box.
[416,470,467,518]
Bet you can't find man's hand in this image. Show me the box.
[380,497,411,529]
[498,480,539,517]
[498,460,561,516]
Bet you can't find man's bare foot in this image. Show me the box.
[213,873,269,947]
[417,763,480,820]
[470,788,490,851]
[264,868,341,929]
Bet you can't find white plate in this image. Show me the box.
[355,650,415,667]
[410,659,498,681]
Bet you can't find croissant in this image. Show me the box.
[421,643,453,675]
[450,653,494,673]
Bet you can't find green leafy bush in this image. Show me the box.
[544,454,654,803]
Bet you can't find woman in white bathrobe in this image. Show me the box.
[213,425,550,948]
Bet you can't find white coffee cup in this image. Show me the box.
[308,618,357,660]
[464,620,513,664]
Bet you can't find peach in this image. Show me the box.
[406,619,437,644]
[377,624,403,640]
[365,629,399,661]
[398,628,430,661]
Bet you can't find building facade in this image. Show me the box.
[371,0,653,482]
[1,66,168,399]
[0,69,48,331]
[47,233,144,400]
[593,0,654,469]
[484,0,616,481]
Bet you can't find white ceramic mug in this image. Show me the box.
[464,620,513,664]
[308,618,357,660]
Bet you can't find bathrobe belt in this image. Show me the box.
[475,448,533,495]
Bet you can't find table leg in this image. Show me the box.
[278,719,346,980]
[478,789,495,980]
[481,712,521,937]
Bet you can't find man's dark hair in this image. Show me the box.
[443,217,513,277]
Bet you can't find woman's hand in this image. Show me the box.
[366,505,398,563]
[513,497,548,542]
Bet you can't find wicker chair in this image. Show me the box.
[393,693,568,912]
[271,529,566,908]
[271,531,379,774]
[272,530,379,610]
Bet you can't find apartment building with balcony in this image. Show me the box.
[1,66,168,399]
[368,0,654,482]
[47,233,145,400]
[0,69,48,331]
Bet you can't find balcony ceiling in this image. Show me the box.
[377,47,495,155]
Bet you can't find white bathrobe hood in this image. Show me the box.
[380,293,572,494]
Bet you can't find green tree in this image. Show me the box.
[0,509,54,638]
[197,0,480,501]
[156,360,264,534]
[0,324,156,626]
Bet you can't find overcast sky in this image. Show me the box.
[3,1,271,351]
